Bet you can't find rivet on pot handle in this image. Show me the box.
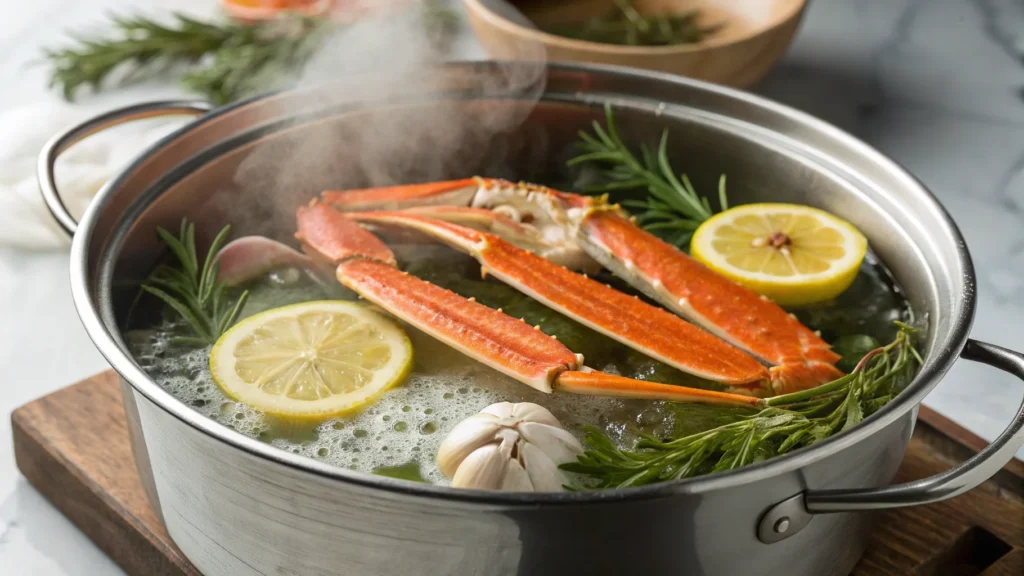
[758,339,1024,544]
[37,100,214,237]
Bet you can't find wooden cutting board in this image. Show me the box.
[11,371,1024,576]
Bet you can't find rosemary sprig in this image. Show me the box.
[541,0,719,46]
[141,219,249,345]
[45,12,327,105]
[562,323,921,489]
[44,3,462,105]
[568,103,725,248]
[181,16,331,106]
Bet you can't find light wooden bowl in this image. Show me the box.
[463,0,808,87]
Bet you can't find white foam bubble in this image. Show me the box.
[127,312,675,486]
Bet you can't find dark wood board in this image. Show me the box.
[11,371,1024,576]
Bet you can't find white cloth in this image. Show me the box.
[0,101,188,250]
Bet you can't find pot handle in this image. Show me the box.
[37,100,214,237]
[758,338,1024,544]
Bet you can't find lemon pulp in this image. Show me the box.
[690,203,868,306]
[209,301,413,420]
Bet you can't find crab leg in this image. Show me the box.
[350,211,768,387]
[296,201,763,407]
[322,178,844,393]
[577,210,843,393]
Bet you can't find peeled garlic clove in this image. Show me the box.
[517,421,584,465]
[450,443,507,490]
[436,413,502,478]
[520,441,569,492]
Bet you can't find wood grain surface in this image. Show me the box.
[11,371,1024,575]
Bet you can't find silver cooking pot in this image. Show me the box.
[39,63,1024,576]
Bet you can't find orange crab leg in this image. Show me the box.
[555,371,759,406]
[321,179,481,211]
[296,201,763,407]
[349,211,769,387]
[577,211,843,393]
[322,178,845,393]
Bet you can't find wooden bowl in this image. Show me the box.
[463,0,808,87]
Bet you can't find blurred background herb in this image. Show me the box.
[44,1,462,105]
[541,0,720,46]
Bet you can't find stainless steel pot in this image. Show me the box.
[39,62,1024,576]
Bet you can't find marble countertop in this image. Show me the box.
[1,0,1022,574]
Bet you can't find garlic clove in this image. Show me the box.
[500,458,534,491]
[517,421,585,466]
[450,443,508,490]
[479,401,516,420]
[509,402,562,428]
[436,414,502,478]
[520,441,570,492]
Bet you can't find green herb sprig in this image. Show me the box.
[141,219,249,345]
[568,103,726,248]
[562,323,921,489]
[44,3,462,105]
[44,12,326,105]
[542,0,719,46]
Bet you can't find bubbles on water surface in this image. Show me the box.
[127,314,669,486]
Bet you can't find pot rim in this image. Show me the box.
[69,61,976,506]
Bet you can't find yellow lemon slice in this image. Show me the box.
[210,301,413,421]
[691,203,868,307]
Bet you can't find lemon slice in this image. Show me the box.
[210,301,413,421]
[691,203,868,307]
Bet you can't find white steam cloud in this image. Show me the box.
[225,1,548,239]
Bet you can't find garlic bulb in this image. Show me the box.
[436,402,584,492]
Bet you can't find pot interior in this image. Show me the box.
[77,62,972,492]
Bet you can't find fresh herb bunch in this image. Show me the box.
[568,103,726,248]
[44,2,462,105]
[542,0,719,46]
[562,323,921,488]
[141,220,249,345]
[45,12,327,105]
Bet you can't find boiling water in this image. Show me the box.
[126,249,913,485]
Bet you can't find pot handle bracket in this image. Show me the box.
[37,100,214,237]
[757,338,1024,544]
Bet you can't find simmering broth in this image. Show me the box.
[126,243,912,485]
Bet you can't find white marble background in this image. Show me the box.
[0,0,1022,574]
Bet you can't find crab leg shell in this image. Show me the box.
[341,264,760,405]
[577,210,844,392]
[296,202,765,406]
[297,201,580,393]
[321,178,480,211]
[324,181,599,272]
[338,259,580,393]
[348,211,769,387]
[555,371,763,407]
[320,177,846,391]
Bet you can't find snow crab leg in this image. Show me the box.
[347,210,768,387]
[321,177,844,394]
[295,200,764,408]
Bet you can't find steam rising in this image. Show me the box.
[225,2,548,240]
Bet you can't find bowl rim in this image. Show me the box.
[463,0,809,55]
[70,60,975,506]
